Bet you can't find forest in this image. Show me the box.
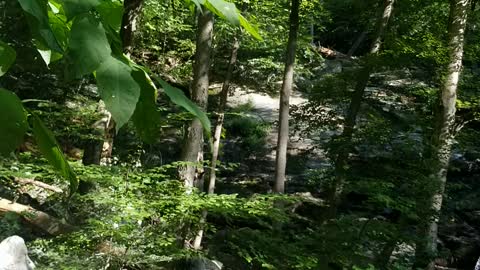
[0,0,479,269]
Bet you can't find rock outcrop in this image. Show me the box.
[0,236,35,270]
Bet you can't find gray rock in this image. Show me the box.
[0,236,35,270]
[187,257,223,270]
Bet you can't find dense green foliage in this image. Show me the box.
[0,0,479,269]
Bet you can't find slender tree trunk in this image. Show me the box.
[310,20,315,44]
[121,0,144,55]
[208,36,240,194]
[192,34,240,251]
[179,9,213,189]
[325,0,395,217]
[83,101,109,165]
[414,0,469,268]
[273,0,301,194]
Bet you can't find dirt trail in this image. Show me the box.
[225,88,328,187]
[228,88,308,122]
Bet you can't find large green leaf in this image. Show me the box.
[0,41,16,76]
[32,113,78,194]
[96,56,141,131]
[155,77,211,137]
[35,40,64,66]
[96,1,124,53]
[0,89,28,156]
[66,14,111,78]
[188,0,205,11]
[96,0,124,33]
[191,0,262,40]
[35,8,68,65]
[206,0,239,25]
[239,14,262,40]
[17,0,63,52]
[131,68,162,144]
[59,0,100,20]
[48,8,70,50]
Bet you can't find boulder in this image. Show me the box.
[183,257,223,270]
[0,236,35,270]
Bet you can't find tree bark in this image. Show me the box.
[179,9,213,189]
[414,0,469,268]
[273,0,301,194]
[374,238,398,269]
[121,0,144,55]
[83,101,111,166]
[208,36,240,195]
[191,35,240,251]
[0,198,73,235]
[325,0,395,218]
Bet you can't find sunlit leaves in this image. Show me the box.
[18,0,63,52]
[0,41,16,76]
[32,113,78,195]
[156,77,211,137]
[66,14,111,78]
[96,56,141,132]
[0,89,28,156]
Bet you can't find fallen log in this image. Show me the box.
[0,198,73,236]
[313,45,350,59]
[14,177,63,194]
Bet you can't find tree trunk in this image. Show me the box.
[121,0,144,55]
[208,36,240,195]
[82,142,102,165]
[179,9,213,189]
[83,101,111,166]
[273,0,301,194]
[374,239,398,269]
[414,0,469,268]
[191,35,240,251]
[325,0,395,218]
